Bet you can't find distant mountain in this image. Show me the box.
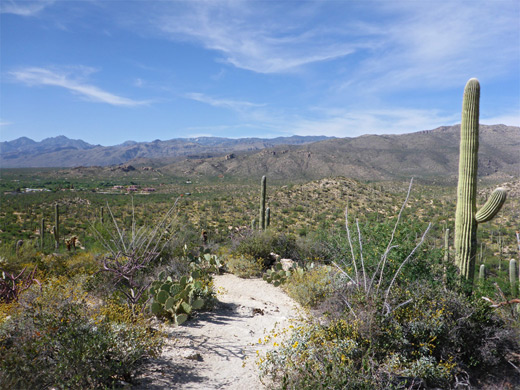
[1,126,518,183]
[0,135,331,168]
[0,135,96,159]
[153,124,520,182]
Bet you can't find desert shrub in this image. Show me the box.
[259,318,380,389]
[293,233,332,263]
[162,219,205,258]
[232,230,298,268]
[225,254,264,278]
[283,265,337,308]
[0,277,161,389]
[260,283,520,389]
[261,182,519,388]
[0,240,41,274]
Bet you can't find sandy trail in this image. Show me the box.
[134,273,301,390]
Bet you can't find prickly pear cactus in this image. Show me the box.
[454,78,507,290]
[263,262,291,287]
[149,270,206,325]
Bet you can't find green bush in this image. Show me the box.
[0,277,161,389]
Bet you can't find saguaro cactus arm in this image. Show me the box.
[475,187,507,223]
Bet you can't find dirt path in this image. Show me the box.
[134,273,301,389]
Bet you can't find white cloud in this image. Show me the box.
[148,0,518,97]
[10,67,148,107]
[0,0,55,16]
[481,113,520,127]
[154,1,367,73]
[186,92,264,111]
[288,108,459,137]
[341,1,520,92]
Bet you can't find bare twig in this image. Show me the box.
[376,178,414,294]
[344,201,360,288]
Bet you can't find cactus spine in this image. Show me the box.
[454,78,506,290]
[54,203,60,249]
[259,176,267,230]
[510,259,518,297]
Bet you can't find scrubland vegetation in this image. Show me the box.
[1,167,519,389]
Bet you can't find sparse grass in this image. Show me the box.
[225,254,264,278]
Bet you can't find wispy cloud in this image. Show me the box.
[153,2,367,74]
[186,92,264,112]
[0,120,13,126]
[339,1,520,92]
[0,0,55,16]
[481,113,520,127]
[288,108,459,137]
[10,67,148,106]
[150,0,518,91]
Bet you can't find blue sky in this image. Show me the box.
[1,0,519,146]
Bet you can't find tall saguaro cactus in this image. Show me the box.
[259,176,267,230]
[454,78,507,290]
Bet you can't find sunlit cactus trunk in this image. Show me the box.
[454,79,507,292]
[454,78,480,283]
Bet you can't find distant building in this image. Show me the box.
[24,188,51,193]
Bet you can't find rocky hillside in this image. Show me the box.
[2,125,518,183]
[155,124,519,183]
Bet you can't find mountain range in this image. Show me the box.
[0,135,329,168]
[1,125,518,182]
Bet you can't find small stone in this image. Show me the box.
[182,350,203,361]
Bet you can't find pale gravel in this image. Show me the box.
[134,273,301,390]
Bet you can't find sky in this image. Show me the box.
[1,0,519,146]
